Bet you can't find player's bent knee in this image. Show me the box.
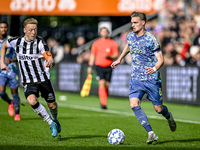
[129,98,140,108]
[27,95,38,106]
[10,88,18,94]
[48,101,57,109]
[154,105,163,112]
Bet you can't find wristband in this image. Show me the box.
[88,65,93,69]
[153,67,157,72]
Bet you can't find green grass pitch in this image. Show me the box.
[0,88,200,150]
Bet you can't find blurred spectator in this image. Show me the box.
[72,36,86,55]
[185,45,200,66]
[63,43,78,62]
[77,36,86,47]
[149,0,200,67]
[174,54,185,66]
[47,37,64,63]
[76,49,90,64]
[163,43,176,65]
[63,43,71,60]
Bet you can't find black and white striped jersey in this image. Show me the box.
[7,36,50,84]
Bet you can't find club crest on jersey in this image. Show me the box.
[106,48,111,53]
[47,93,55,101]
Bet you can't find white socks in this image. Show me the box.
[32,102,53,125]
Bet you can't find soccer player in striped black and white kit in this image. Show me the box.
[1,18,61,138]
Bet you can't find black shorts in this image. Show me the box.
[96,65,113,82]
[23,80,56,103]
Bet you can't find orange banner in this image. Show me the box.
[0,0,164,16]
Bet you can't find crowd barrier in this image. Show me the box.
[50,62,200,106]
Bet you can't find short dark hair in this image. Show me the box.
[0,21,8,27]
[130,11,146,23]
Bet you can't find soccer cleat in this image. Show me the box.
[101,104,107,110]
[8,102,14,116]
[146,132,159,144]
[14,114,21,121]
[50,121,58,138]
[167,112,176,132]
[50,115,61,133]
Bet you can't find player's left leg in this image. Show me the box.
[23,82,57,137]
[40,80,61,134]
[147,80,176,132]
[98,79,108,109]
[9,75,21,121]
[48,102,61,133]
[154,104,176,132]
[11,88,20,121]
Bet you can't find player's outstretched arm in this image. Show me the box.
[43,51,55,68]
[46,57,55,68]
[111,43,129,69]
[88,53,95,74]
[145,51,164,74]
[0,42,9,72]
[154,51,164,70]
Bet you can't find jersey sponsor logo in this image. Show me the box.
[16,45,26,49]
[131,48,143,54]
[18,55,33,60]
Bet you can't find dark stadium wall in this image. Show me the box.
[48,62,200,106]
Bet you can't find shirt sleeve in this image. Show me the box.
[39,38,49,54]
[91,42,97,56]
[7,37,16,48]
[152,38,161,54]
[111,41,119,54]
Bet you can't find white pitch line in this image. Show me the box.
[54,102,200,125]
[7,99,200,125]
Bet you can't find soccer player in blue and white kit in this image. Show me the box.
[0,21,21,121]
[111,11,176,144]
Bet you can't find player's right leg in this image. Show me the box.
[23,83,57,137]
[96,66,110,109]
[129,79,158,144]
[130,97,158,144]
[98,79,108,109]
[0,76,14,116]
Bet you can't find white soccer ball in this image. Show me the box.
[108,129,125,145]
